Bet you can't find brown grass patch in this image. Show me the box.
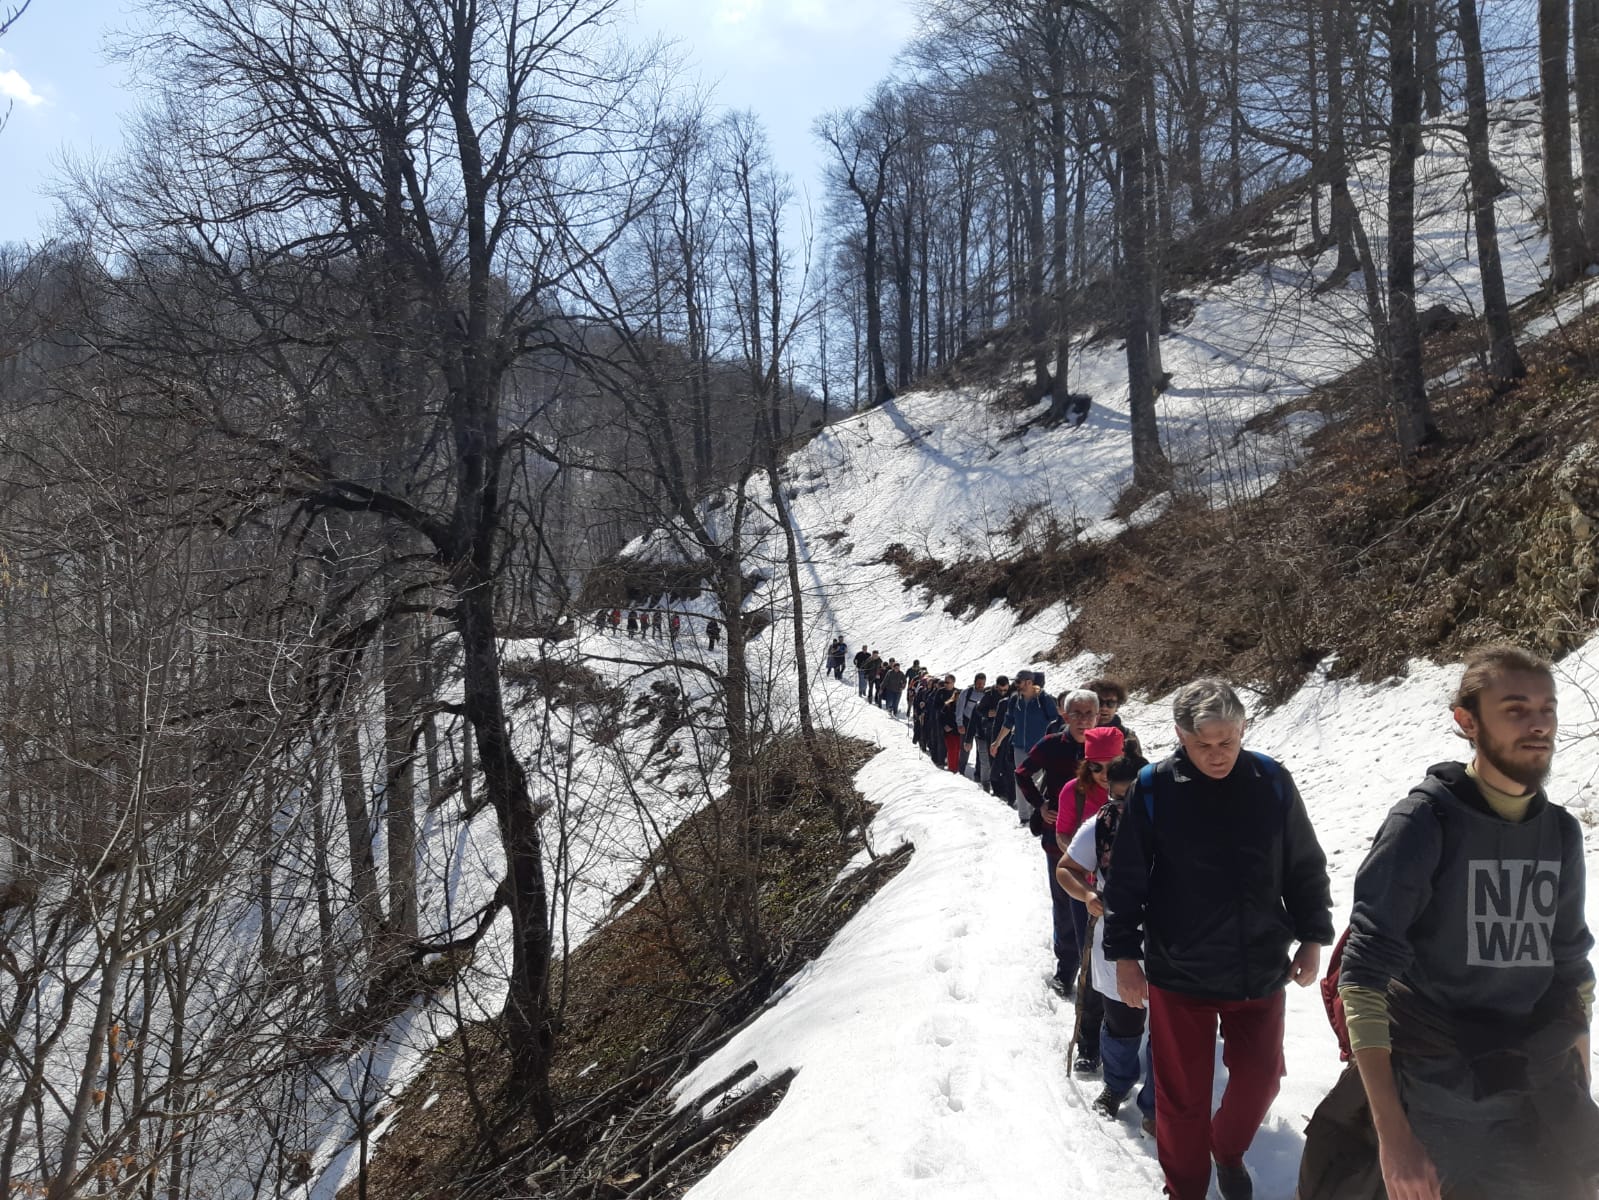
[350,730,902,1200]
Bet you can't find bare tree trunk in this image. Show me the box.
[1122,0,1171,488]
[1389,0,1437,456]
[1324,0,1362,279]
[1574,0,1599,255]
[338,688,385,948]
[1543,0,1585,287]
[383,615,419,947]
[1024,103,1053,399]
[1459,0,1529,385]
[1228,0,1244,211]
[1417,0,1443,117]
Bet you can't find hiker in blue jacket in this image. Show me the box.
[991,669,1054,820]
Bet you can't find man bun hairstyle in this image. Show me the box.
[1452,644,1554,717]
[1172,677,1246,734]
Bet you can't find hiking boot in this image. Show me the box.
[1214,1159,1253,1200]
[1072,1053,1100,1077]
[1140,1112,1156,1137]
[1091,1086,1127,1120]
[1046,976,1073,1001]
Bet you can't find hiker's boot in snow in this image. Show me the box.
[1214,1159,1252,1200]
[1047,975,1073,1001]
[1072,1052,1100,1077]
[1140,1113,1156,1138]
[1091,1087,1126,1120]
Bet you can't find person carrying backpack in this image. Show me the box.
[955,673,987,775]
[705,618,720,651]
[1017,689,1100,997]
[1058,751,1154,1126]
[1300,645,1599,1200]
[1104,678,1332,1200]
[970,676,1008,794]
[854,647,872,698]
[880,660,906,716]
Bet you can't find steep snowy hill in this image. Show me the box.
[651,102,1599,1199]
[300,102,1599,1199]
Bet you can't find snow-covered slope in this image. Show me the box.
[660,104,1599,1199]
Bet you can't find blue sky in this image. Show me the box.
[0,0,916,246]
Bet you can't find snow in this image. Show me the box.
[675,659,1599,1200]
[652,101,1599,1199]
[293,98,1599,1197]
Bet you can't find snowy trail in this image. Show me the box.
[683,659,1599,1200]
[681,684,1168,1199]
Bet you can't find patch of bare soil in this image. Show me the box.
[350,731,907,1200]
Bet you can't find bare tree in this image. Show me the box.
[79,0,669,1128]
[817,88,907,408]
[1459,0,1528,386]
[1541,0,1586,286]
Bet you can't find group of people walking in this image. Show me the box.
[828,636,1598,1200]
[596,606,720,650]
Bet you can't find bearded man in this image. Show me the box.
[1334,645,1598,1200]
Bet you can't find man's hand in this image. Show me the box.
[1116,959,1148,1009]
[1376,1123,1441,1200]
[1041,803,1058,828]
[989,741,1000,756]
[1086,895,1104,919]
[1290,941,1322,987]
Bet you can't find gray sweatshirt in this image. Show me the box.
[1341,762,1594,1021]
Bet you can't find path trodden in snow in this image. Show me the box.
[678,681,1171,1199]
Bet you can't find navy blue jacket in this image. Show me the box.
[1103,750,1333,1001]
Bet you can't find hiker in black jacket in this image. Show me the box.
[1087,676,1143,758]
[880,661,907,716]
[970,677,1009,794]
[1104,678,1332,1200]
[1302,645,1598,1200]
[854,648,872,697]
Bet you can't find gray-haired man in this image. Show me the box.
[1104,678,1332,1200]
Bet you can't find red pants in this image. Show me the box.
[944,731,962,772]
[1147,985,1285,1200]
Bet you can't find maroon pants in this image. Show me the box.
[944,730,962,772]
[1147,984,1285,1200]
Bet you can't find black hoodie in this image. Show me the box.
[1340,762,1595,1021]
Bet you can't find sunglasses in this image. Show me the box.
[1087,761,1108,774]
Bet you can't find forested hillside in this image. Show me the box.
[4,0,1599,1197]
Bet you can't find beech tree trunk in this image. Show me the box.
[1542,0,1585,287]
[1388,0,1437,457]
[1121,0,1171,488]
[1459,0,1528,385]
[1574,0,1599,255]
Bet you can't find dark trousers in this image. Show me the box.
[1045,849,1081,985]
[992,744,1016,801]
[1148,985,1285,1200]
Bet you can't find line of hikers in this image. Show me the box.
[595,606,720,650]
[825,637,1598,1200]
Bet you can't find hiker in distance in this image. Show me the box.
[1302,645,1598,1200]
[1104,677,1333,1200]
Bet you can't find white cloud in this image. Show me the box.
[0,67,44,108]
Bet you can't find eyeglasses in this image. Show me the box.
[1087,761,1107,774]
[1067,708,1097,720]
[1098,699,1120,710]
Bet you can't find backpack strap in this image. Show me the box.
[1139,762,1158,823]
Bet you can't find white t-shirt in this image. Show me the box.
[1066,817,1118,997]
